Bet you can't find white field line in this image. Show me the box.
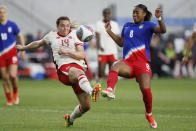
[0,107,195,119]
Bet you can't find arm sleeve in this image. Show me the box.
[74,33,84,47]
[43,32,52,45]
[150,22,157,32]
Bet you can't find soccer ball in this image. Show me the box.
[76,25,94,42]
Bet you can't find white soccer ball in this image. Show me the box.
[76,25,94,42]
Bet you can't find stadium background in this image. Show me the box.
[0,0,196,130]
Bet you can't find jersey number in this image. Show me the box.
[129,30,134,38]
[62,39,69,47]
[1,33,7,40]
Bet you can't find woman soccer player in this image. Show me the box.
[101,4,166,128]
[181,23,196,65]
[16,16,101,127]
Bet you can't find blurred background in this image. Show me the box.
[1,0,196,80]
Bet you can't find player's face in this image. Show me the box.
[57,20,70,36]
[0,7,7,22]
[132,7,146,23]
[103,10,111,22]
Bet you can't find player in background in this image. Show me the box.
[16,16,101,127]
[83,42,95,84]
[181,23,196,65]
[0,5,25,105]
[95,8,120,82]
[101,4,166,128]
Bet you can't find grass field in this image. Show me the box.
[0,78,196,131]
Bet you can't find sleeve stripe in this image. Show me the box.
[75,43,83,46]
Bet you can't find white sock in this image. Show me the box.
[70,105,83,123]
[78,74,93,95]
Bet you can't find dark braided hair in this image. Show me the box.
[136,4,152,21]
[56,16,70,26]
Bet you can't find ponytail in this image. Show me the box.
[136,4,152,21]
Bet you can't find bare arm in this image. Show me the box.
[181,32,196,65]
[58,45,85,60]
[16,32,25,60]
[105,22,124,47]
[16,39,46,51]
[153,8,167,34]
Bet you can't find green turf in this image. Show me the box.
[0,78,196,131]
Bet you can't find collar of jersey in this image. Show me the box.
[57,30,71,37]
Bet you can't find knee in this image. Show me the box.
[81,105,91,113]
[2,75,9,82]
[111,64,119,71]
[9,74,17,81]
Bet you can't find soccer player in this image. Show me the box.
[95,8,120,82]
[101,4,166,128]
[0,5,25,105]
[181,23,196,65]
[16,16,101,127]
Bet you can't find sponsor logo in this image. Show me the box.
[139,24,144,29]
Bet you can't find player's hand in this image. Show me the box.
[58,48,69,55]
[181,56,188,65]
[105,22,111,32]
[58,48,64,55]
[155,7,162,18]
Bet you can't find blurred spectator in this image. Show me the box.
[150,35,169,77]
[163,41,177,76]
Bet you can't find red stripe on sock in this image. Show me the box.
[141,88,152,114]
[107,70,118,90]
[79,105,83,112]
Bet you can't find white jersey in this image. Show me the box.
[43,30,87,69]
[96,20,120,55]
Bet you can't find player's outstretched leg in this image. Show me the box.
[101,70,118,100]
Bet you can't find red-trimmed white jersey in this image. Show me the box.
[43,30,87,69]
[96,20,120,55]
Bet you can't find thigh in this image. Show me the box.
[8,64,18,77]
[0,67,9,80]
[136,74,151,90]
[112,60,132,78]
[98,62,106,73]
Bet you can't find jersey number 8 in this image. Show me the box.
[129,30,134,38]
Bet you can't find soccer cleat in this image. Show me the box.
[92,83,102,102]
[101,88,115,100]
[145,112,157,128]
[64,114,73,127]
[7,99,13,106]
[13,93,19,104]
